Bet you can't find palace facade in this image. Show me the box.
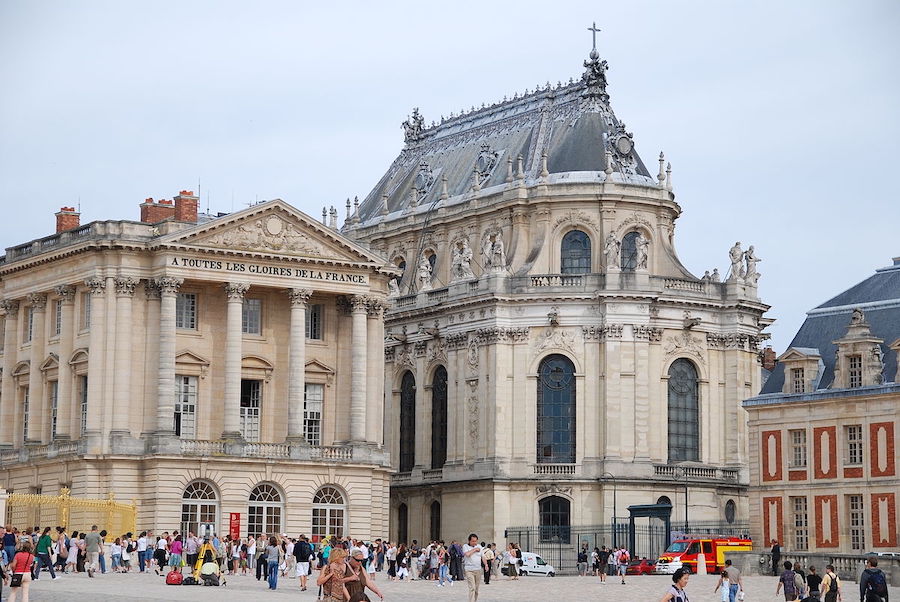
[744,258,899,553]
[0,195,394,540]
[346,47,772,547]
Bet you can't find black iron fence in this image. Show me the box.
[504,521,750,576]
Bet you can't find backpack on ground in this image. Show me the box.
[201,573,220,586]
[166,571,184,585]
[866,570,888,599]
[182,575,198,585]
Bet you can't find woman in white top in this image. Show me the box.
[247,536,257,572]
[231,537,242,574]
[121,537,132,571]
[65,531,80,573]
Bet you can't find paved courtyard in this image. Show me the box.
[18,570,900,601]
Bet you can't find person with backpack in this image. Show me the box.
[616,546,630,584]
[776,560,804,601]
[860,556,889,602]
[821,564,842,602]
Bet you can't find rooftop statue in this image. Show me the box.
[402,108,425,145]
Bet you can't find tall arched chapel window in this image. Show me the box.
[621,231,640,271]
[397,503,408,545]
[668,359,700,462]
[539,496,571,543]
[399,371,416,473]
[430,501,441,542]
[431,366,448,469]
[537,355,576,464]
[561,230,591,274]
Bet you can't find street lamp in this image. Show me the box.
[601,472,617,547]
[673,466,689,534]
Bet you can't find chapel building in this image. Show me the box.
[345,46,772,548]
[744,258,899,554]
[0,195,394,540]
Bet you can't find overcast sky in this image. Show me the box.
[1,1,898,351]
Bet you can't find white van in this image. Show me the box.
[518,551,556,577]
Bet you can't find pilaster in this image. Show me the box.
[0,300,20,447]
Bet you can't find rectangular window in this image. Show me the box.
[789,429,807,468]
[845,425,863,465]
[174,375,198,438]
[848,494,865,551]
[24,307,33,343]
[54,299,62,337]
[242,298,262,335]
[791,496,809,551]
[791,367,805,393]
[80,376,88,437]
[81,292,91,329]
[175,293,197,330]
[305,304,323,340]
[21,386,29,441]
[303,383,324,446]
[50,381,59,440]
[848,354,862,388]
[239,379,261,442]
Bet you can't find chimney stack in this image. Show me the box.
[762,346,776,371]
[55,207,80,233]
[139,197,176,223]
[174,190,199,223]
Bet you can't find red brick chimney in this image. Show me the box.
[55,207,80,233]
[139,197,176,223]
[174,190,199,223]
[762,346,776,371]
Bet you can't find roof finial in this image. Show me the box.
[657,151,666,187]
[666,162,673,191]
[380,193,389,216]
[471,167,481,192]
[322,207,327,224]
[516,154,525,182]
[345,197,352,220]
[506,156,514,183]
[588,22,601,59]
[540,151,549,179]
[440,175,449,200]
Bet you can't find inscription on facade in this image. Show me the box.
[170,257,368,284]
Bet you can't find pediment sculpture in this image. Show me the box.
[200,216,325,256]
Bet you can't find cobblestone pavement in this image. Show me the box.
[19,570,900,601]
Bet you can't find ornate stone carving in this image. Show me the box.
[402,107,425,145]
[633,325,663,342]
[427,339,447,364]
[154,276,183,296]
[366,298,387,317]
[223,282,249,300]
[706,333,749,349]
[114,276,138,297]
[744,245,761,286]
[663,331,707,364]
[728,242,743,282]
[582,324,623,341]
[604,233,620,269]
[27,293,47,310]
[467,380,479,447]
[446,332,469,350]
[384,347,396,362]
[475,327,530,344]
[348,295,368,313]
[394,344,413,371]
[54,285,76,304]
[581,47,609,101]
[286,288,313,307]
[85,276,108,296]
[143,279,161,300]
[466,338,479,377]
[414,160,435,198]
[450,239,475,282]
[0,300,21,314]
[635,232,649,269]
[203,216,324,256]
[482,230,506,272]
[535,327,577,354]
[536,483,573,496]
[617,212,653,234]
[474,142,499,181]
[555,209,598,230]
[414,340,428,358]
[416,252,433,292]
[388,277,401,298]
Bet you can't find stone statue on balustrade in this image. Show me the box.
[450,240,475,282]
[743,245,761,285]
[604,233,620,269]
[728,242,744,281]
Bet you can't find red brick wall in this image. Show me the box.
[788,470,807,481]
[763,496,784,546]
[870,422,896,478]
[814,494,839,548]
[871,492,898,548]
[140,199,175,223]
[762,430,783,482]
[813,426,837,479]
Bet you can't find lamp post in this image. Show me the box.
[601,471,617,547]
[673,466,689,534]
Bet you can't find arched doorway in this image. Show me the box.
[539,496,571,543]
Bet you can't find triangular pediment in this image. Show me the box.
[777,347,821,362]
[175,350,210,367]
[305,359,335,376]
[158,199,388,267]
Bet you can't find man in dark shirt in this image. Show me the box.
[770,539,781,576]
[598,546,610,583]
[806,566,823,599]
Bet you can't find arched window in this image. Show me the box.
[397,503,408,545]
[431,366,448,469]
[657,495,672,506]
[561,230,591,274]
[537,355,576,464]
[248,483,283,537]
[725,499,736,524]
[621,231,640,271]
[312,486,346,540]
[182,480,218,537]
[430,501,441,542]
[668,359,700,462]
[399,371,416,473]
[539,496,571,543]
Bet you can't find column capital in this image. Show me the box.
[224,282,250,300]
[27,292,48,311]
[287,288,313,307]
[155,276,184,296]
[0,299,20,314]
[367,297,388,317]
[114,276,139,297]
[85,276,107,296]
[144,279,161,300]
[350,295,369,314]
[54,285,77,304]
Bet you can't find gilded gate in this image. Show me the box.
[5,488,137,535]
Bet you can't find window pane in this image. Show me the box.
[667,359,699,462]
[399,372,416,472]
[175,375,197,438]
[536,355,576,464]
[621,231,639,271]
[304,383,324,446]
[431,367,448,469]
[561,230,591,274]
[176,293,197,330]
[242,298,262,335]
[240,380,261,441]
[305,304,323,340]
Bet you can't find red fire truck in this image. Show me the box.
[654,537,752,574]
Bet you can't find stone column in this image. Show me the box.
[366,299,385,445]
[111,276,137,435]
[349,295,368,442]
[54,286,76,440]
[25,293,47,443]
[222,282,249,440]
[0,300,20,447]
[286,288,312,441]
[84,277,107,444]
[155,277,182,435]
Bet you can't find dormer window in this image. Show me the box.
[790,368,805,393]
[847,354,862,388]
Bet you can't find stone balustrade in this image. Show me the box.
[653,464,741,482]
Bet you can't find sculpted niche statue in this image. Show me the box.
[483,232,506,273]
[450,240,475,282]
[388,277,401,297]
[635,233,650,270]
[604,233,620,269]
[416,252,433,292]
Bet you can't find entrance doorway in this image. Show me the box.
[240,379,261,441]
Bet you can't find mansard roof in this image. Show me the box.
[761,258,900,393]
[355,51,654,225]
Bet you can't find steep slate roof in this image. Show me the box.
[761,258,900,393]
[356,51,655,225]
